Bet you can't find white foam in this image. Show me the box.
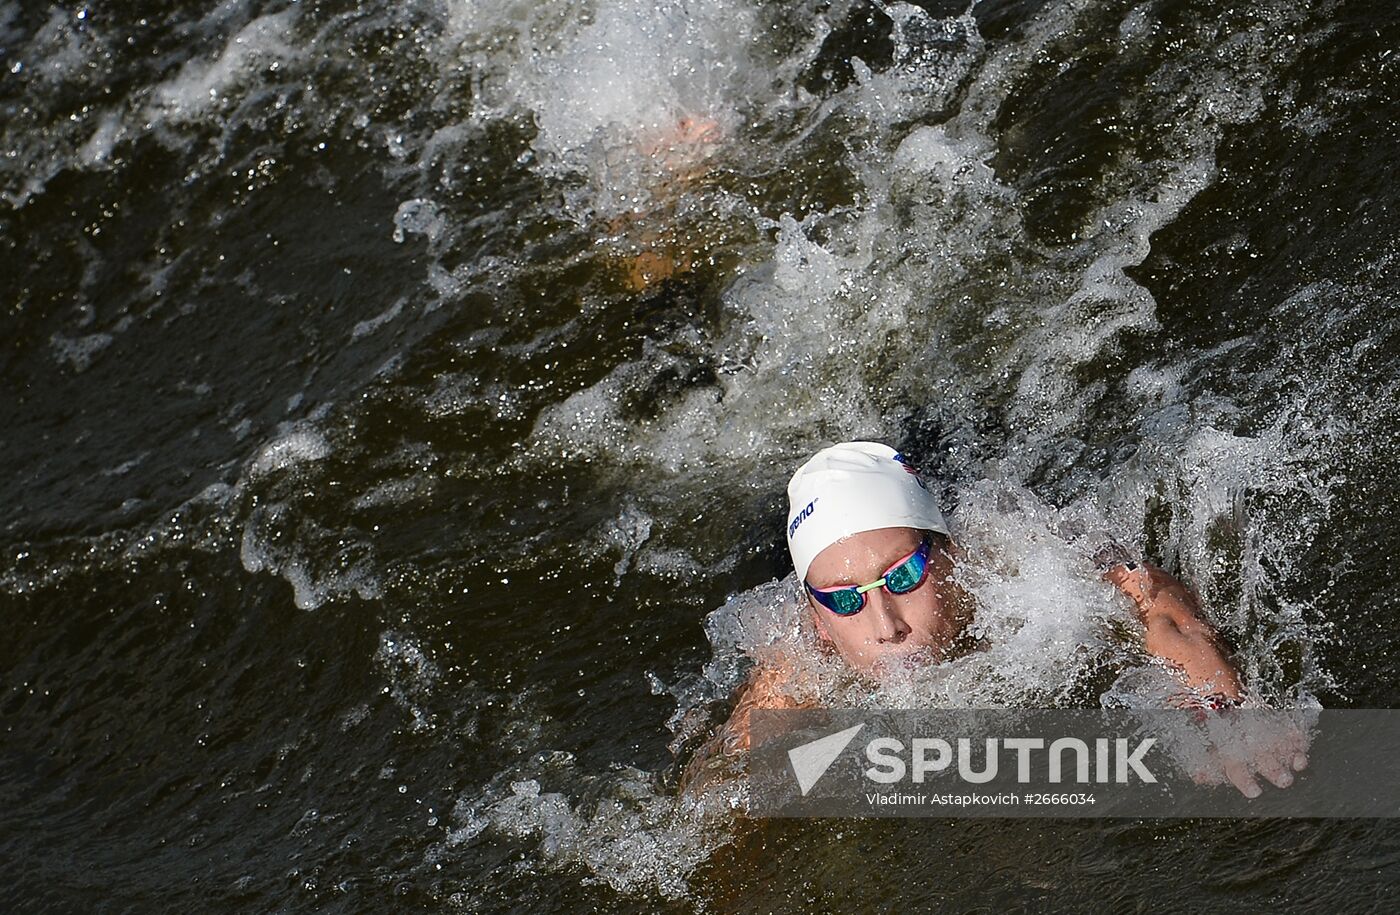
[458,0,840,229]
[522,0,753,169]
[351,474,437,511]
[520,0,1324,529]
[26,9,93,86]
[844,5,981,127]
[528,210,896,473]
[448,762,720,899]
[375,630,441,732]
[147,9,301,120]
[596,502,654,584]
[238,503,383,611]
[77,111,124,167]
[247,427,331,479]
[1095,376,1341,704]
[391,200,446,245]
[351,298,406,341]
[49,331,113,372]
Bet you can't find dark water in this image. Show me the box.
[2,0,1398,911]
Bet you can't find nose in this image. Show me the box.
[866,591,910,645]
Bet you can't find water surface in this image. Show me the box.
[2,0,1398,910]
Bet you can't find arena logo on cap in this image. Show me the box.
[788,498,818,539]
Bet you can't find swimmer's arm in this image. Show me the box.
[1104,562,1244,699]
[1106,562,1311,797]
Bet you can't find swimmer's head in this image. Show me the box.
[672,115,722,146]
[785,442,948,582]
[785,442,958,675]
[636,114,724,171]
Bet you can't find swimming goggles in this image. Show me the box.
[804,536,932,616]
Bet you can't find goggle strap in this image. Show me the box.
[854,577,886,594]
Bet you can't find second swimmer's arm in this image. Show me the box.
[1104,561,1244,699]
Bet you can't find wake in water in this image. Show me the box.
[4,0,1392,909]
[429,0,1341,899]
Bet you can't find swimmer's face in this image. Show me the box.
[804,526,960,677]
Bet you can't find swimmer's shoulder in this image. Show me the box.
[677,660,812,799]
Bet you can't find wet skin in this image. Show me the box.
[804,526,968,676]
[679,526,1308,800]
[613,114,724,291]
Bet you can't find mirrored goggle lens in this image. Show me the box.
[884,550,927,593]
[812,586,864,616]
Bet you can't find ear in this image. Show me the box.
[808,600,834,643]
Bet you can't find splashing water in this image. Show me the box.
[3,0,1396,909]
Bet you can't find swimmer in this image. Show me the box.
[680,441,1309,798]
[608,114,724,292]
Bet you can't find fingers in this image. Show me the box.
[1285,726,1310,771]
[1224,758,1262,799]
[1179,713,1313,799]
[1222,739,1305,797]
[1256,753,1294,789]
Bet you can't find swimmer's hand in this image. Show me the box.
[1166,695,1312,798]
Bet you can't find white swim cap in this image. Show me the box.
[785,441,949,582]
